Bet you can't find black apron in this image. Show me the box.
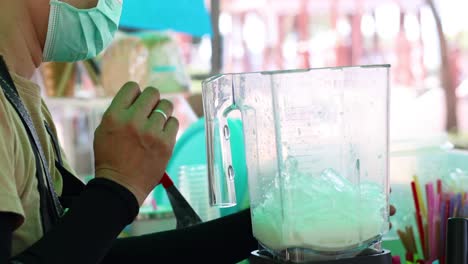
[0,56,85,234]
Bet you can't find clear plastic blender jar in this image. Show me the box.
[202,65,390,262]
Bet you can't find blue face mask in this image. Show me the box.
[43,0,123,62]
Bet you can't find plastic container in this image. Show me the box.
[386,134,456,240]
[178,165,220,221]
[203,65,390,262]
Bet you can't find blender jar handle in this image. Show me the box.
[203,77,237,207]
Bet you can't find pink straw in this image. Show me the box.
[433,192,439,260]
[425,183,435,261]
[392,256,402,264]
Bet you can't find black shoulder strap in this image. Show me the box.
[44,122,64,165]
[0,56,63,233]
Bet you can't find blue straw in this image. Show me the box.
[449,196,456,217]
[463,204,468,217]
[456,193,463,216]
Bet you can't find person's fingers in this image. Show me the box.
[130,87,161,119]
[108,82,141,111]
[147,99,174,130]
[155,99,174,117]
[390,204,396,216]
[163,117,179,144]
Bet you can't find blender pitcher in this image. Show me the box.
[202,65,390,262]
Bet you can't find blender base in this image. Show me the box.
[249,249,392,264]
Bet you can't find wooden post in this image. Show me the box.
[417,9,427,82]
[426,0,458,132]
[210,0,222,75]
[396,11,413,86]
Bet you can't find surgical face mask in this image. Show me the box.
[43,0,123,62]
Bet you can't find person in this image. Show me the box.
[0,1,395,263]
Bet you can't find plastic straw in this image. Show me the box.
[434,192,440,260]
[464,193,468,217]
[443,199,450,264]
[405,179,466,263]
[456,193,463,216]
[424,223,429,260]
[433,192,439,260]
[452,195,460,217]
[436,181,441,194]
[414,176,427,217]
[464,204,468,217]
[408,226,418,254]
[403,227,411,253]
[435,219,440,261]
[391,256,402,264]
[412,181,426,259]
[426,183,435,261]
[398,229,411,253]
[405,251,414,262]
[449,196,456,217]
[439,200,446,259]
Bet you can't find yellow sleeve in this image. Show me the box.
[0,92,25,222]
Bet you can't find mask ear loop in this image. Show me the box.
[42,2,60,62]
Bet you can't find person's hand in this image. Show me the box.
[93,82,179,205]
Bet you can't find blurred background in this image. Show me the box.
[34,0,468,259]
[39,0,468,147]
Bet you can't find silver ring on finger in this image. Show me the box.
[153,109,168,122]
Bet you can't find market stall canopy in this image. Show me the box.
[119,0,212,37]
